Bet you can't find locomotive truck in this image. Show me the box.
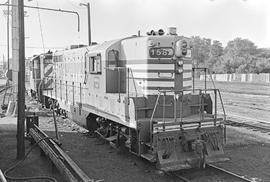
[28,28,226,171]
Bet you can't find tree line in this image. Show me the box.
[191,36,270,73]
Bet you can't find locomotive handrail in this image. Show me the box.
[192,67,226,121]
[128,68,138,98]
[128,68,139,120]
[217,89,226,121]
[172,88,226,121]
[104,67,126,70]
[207,69,226,121]
[149,88,226,143]
[156,88,226,120]
[207,69,217,90]
[158,88,219,92]
[149,93,161,144]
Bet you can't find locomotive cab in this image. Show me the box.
[119,33,226,171]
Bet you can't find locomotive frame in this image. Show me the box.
[28,32,226,171]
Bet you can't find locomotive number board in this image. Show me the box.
[149,47,174,58]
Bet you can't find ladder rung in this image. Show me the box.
[141,153,156,162]
[154,118,223,128]
[136,107,153,111]
[105,135,117,142]
[189,104,208,107]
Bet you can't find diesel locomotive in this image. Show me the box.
[28,28,226,171]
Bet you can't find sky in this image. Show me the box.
[0,0,269,60]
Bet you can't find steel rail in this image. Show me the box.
[0,169,7,182]
[226,114,270,125]
[226,119,270,133]
[171,173,191,182]
[165,164,254,182]
[29,124,94,182]
[206,164,254,182]
[164,171,192,182]
[225,113,270,133]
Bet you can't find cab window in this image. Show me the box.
[108,50,119,67]
[90,54,101,74]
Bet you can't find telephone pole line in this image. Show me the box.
[80,2,91,45]
[7,0,10,70]
[17,0,26,159]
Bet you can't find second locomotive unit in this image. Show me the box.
[29,28,226,171]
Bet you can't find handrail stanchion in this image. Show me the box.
[181,91,183,122]
[214,89,217,126]
[129,69,138,98]
[201,91,204,128]
[180,91,183,130]
[199,90,202,127]
[118,68,120,102]
[217,89,227,143]
[150,93,161,145]
[174,92,177,122]
[204,68,207,93]
[129,68,138,121]
[217,89,226,121]
[192,68,195,93]
[162,91,166,131]
[127,68,129,104]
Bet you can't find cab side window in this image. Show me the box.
[89,54,101,74]
[108,50,119,67]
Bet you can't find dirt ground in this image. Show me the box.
[1,117,270,182]
[0,81,270,182]
[0,122,63,182]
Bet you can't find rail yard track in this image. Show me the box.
[226,114,270,134]
[26,117,94,182]
[166,164,254,182]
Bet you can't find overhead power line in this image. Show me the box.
[0,44,64,49]
[0,3,80,32]
[35,0,45,53]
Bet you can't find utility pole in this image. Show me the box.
[0,1,82,159]
[80,2,91,45]
[7,0,10,71]
[87,3,91,45]
[17,0,26,159]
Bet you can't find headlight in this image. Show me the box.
[175,40,188,57]
[177,68,183,74]
[177,60,183,66]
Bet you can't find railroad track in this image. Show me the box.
[225,114,270,133]
[167,171,191,182]
[0,84,9,93]
[206,164,254,182]
[166,164,254,182]
[164,114,269,182]
[26,117,95,182]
